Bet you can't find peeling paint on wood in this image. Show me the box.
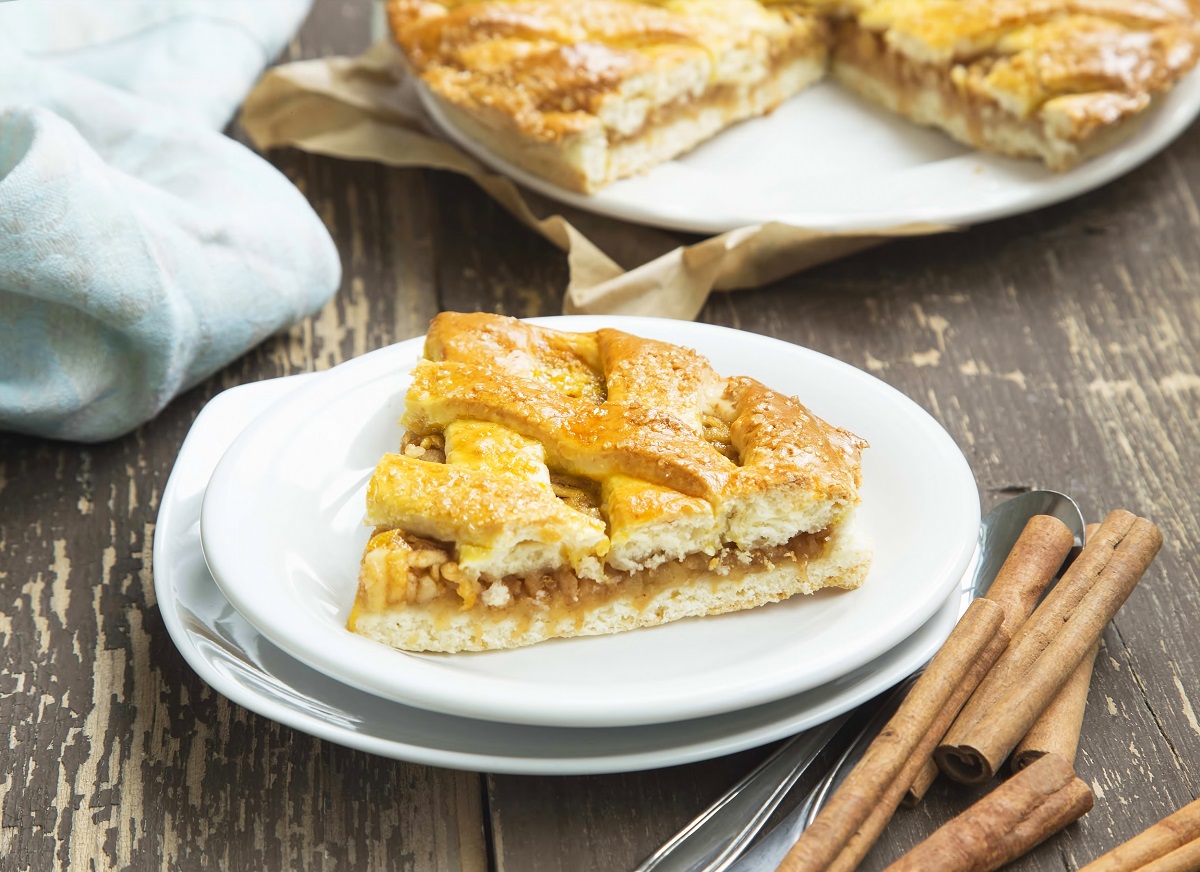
[2,0,1199,869]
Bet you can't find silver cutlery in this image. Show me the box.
[636,490,1086,872]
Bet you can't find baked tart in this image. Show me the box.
[387,0,1200,188]
[387,0,831,192]
[348,313,871,653]
[822,0,1200,170]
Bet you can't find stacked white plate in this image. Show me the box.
[155,317,980,774]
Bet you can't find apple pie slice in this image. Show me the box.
[820,0,1200,169]
[348,313,871,653]
[387,0,830,192]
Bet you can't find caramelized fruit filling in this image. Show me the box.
[356,525,834,621]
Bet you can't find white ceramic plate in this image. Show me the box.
[159,375,962,774]
[200,318,979,727]
[418,72,1200,235]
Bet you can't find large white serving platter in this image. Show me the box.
[158,374,962,774]
[199,318,979,727]
[418,71,1200,235]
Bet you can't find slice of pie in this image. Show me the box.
[347,313,871,653]
[824,0,1200,170]
[387,0,831,192]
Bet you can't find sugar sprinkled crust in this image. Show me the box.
[387,0,830,192]
[825,0,1200,168]
[348,312,870,653]
[387,0,1200,186]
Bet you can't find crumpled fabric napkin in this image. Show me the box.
[0,0,341,442]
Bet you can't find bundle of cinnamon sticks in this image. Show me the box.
[776,509,1164,872]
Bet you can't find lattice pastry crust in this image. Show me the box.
[387,0,831,192]
[348,313,871,653]
[387,0,1200,190]
[825,0,1200,170]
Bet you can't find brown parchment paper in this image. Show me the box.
[240,42,953,319]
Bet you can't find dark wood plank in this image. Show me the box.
[0,5,488,871]
[5,0,1200,868]
[486,129,1200,871]
[430,171,570,318]
[489,753,768,872]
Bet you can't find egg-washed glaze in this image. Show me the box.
[388,0,829,190]
[391,0,825,140]
[349,313,870,652]
[388,0,1200,185]
[826,0,1200,163]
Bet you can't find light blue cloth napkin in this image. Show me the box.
[0,0,342,442]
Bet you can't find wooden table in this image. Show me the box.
[3,4,1199,870]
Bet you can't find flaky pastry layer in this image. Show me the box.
[350,313,870,652]
[388,0,830,192]
[828,4,1200,169]
[388,0,1200,185]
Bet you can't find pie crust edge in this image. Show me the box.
[347,312,871,653]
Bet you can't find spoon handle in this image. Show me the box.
[634,714,848,872]
[801,672,919,829]
[638,491,1086,872]
[726,678,915,871]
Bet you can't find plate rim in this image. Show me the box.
[199,317,980,727]
[417,71,1200,235]
[157,374,964,775]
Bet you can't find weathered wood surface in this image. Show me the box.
[2,1,1199,869]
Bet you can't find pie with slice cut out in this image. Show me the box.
[826,0,1200,170]
[387,0,1200,191]
[347,313,871,653]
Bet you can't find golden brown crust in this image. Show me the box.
[403,313,862,507]
[389,0,825,141]
[389,0,1200,182]
[351,312,869,652]
[838,0,1198,63]
[387,0,830,190]
[830,0,1200,161]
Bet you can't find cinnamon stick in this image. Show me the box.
[942,512,1136,772]
[901,513,1075,806]
[1011,640,1099,772]
[1011,522,1104,773]
[1137,838,1200,872]
[904,758,940,807]
[937,511,1161,784]
[882,753,1093,872]
[776,598,1005,872]
[824,629,1011,872]
[1078,797,1200,872]
[983,514,1077,638]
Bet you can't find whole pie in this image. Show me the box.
[388,0,1200,191]
[347,313,871,652]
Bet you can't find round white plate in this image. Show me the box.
[200,318,979,727]
[159,374,962,774]
[418,72,1200,235]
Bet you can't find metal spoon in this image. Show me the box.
[636,490,1085,872]
[731,489,1085,872]
[791,490,1087,825]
